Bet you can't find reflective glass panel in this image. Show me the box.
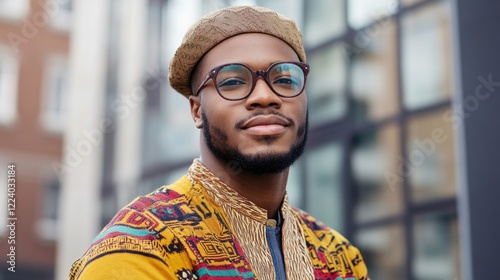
[142,87,199,169]
[401,0,425,7]
[355,224,406,280]
[348,0,398,29]
[401,2,454,109]
[307,45,347,125]
[304,0,345,46]
[256,0,303,28]
[305,142,344,232]
[413,214,461,280]
[162,91,200,161]
[352,124,403,223]
[349,19,399,122]
[144,0,201,169]
[406,109,457,202]
[287,162,303,209]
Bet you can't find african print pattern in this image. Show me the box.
[69,159,369,280]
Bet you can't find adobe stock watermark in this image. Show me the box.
[341,2,398,61]
[385,128,448,190]
[51,68,166,179]
[385,74,499,190]
[8,0,69,53]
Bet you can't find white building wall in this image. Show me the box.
[55,0,110,279]
[112,0,148,208]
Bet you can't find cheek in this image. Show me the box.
[288,97,308,123]
[201,101,238,134]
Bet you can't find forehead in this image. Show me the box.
[199,33,300,74]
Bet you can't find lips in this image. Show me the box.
[240,115,291,136]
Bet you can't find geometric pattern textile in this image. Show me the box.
[68,159,370,280]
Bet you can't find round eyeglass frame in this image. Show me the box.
[193,61,310,101]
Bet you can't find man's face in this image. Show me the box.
[190,33,308,174]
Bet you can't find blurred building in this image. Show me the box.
[1,0,497,280]
[0,0,72,279]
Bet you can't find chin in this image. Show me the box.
[239,145,290,157]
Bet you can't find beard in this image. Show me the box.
[202,110,308,174]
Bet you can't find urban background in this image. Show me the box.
[0,0,498,279]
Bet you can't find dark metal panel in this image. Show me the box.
[453,0,500,279]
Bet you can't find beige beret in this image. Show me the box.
[168,5,306,98]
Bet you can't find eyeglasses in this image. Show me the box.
[194,61,310,101]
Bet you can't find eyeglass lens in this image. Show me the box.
[215,63,305,100]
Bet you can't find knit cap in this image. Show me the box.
[168,5,306,98]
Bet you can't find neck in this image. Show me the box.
[199,150,288,219]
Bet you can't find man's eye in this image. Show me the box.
[274,77,299,87]
[218,78,247,88]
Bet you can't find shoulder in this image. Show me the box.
[291,207,371,280]
[128,175,199,212]
[292,207,349,243]
[101,176,201,237]
[93,176,204,245]
[70,176,203,279]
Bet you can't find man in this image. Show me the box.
[69,6,370,280]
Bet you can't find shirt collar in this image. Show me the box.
[187,159,289,225]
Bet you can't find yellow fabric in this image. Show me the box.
[69,161,370,280]
[76,253,180,280]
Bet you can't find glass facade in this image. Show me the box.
[401,1,454,109]
[307,45,347,124]
[407,108,457,202]
[412,212,461,279]
[356,224,406,279]
[349,19,399,123]
[304,0,345,46]
[352,124,402,223]
[137,0,461,279]
[305,143,345,232]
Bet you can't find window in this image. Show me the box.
[352,124,402,223]
[355,224,406,279]
[401,1,454,109]
[301,0,459,278]
[35,179,60,241]
[413,213,461,279]
[306,45,347,124]
[255,0,303,28]
[0,0,30,20]
[305,143,345,232]
[348,0,398,29]
[286,163,303,208]
[304,0,345,46]
[0,48,19,126]
[407,108,457,202]
[348,19,399,123]
[40,55,69,133]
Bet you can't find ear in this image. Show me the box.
[189,95,203,128]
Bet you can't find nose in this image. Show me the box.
[244,78,282,109]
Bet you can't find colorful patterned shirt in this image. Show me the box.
[69,160,370,280]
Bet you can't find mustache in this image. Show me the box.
[235,110,294,129]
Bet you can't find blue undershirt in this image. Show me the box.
[265,211,286,280]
